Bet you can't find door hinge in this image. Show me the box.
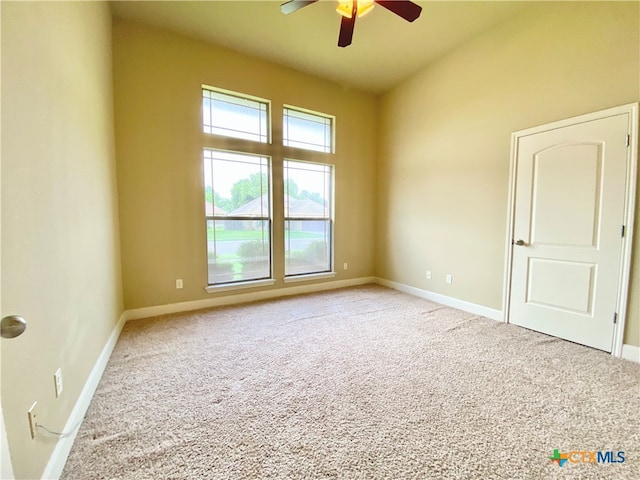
[622,225,626,238]
[613,312,618,324]
[626,134,630,147]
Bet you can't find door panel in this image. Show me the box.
[509,114,629,352]
[526,259,595,314]
[531,144,601,246]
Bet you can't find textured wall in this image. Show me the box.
[113,19,378,310]
[1,2,123,478]
[377,2,640,346]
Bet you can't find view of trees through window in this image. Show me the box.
[284,160,333,276]
[202,87,334,286]
[204,175,324,213]
[204,150,271,285]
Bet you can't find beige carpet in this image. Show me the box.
[62,285,640,479]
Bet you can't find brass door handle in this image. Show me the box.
[513,239,527,246]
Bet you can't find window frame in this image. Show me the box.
[283,105,336,154]
[199,87,338,290]
[203,148,274,288]
[283,159,335,279]
[202,85,272,144]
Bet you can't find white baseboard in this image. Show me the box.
[621,344,640,363]
[124,276,376,321]
[375,277,503,321]
[41,312,127,480]
[375,278,640,362]
[37,277,638,479]
[42,278,375,478]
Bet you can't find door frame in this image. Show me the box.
[502,102,638,357]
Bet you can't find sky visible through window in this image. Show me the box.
[202,87,335,283]
[203,89,268,143]
[283,107,333,153]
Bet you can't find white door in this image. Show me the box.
[508,112,631,352]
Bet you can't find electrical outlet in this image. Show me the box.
[27,401,38,439]
[176,279,183,289]
[54,368,63,398]
[343,263,348,270]
[426,270,432,280]
[446,274,453,284]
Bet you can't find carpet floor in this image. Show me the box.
[61,285,640,479]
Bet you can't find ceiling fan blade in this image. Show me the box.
[338,14,356,47]
[280,0,319,15]
[374,1,422,22]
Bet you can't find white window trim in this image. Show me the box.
[283,272,336,284]
[205,278,276,294]
[203,148,274,288]
[283,104,336,154]
[200,89,339,290]
[202,84,272,144]
[283,159,335,279]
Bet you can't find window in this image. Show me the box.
[202,87,269,143]
[204,149,271,285]
[201,88,336,288]
[284,160,333,276]
[283,107,334,153]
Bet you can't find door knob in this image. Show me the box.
[513,239,527,246]
[1,315,27,339]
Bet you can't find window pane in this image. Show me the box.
[284,160,331,218]
[204,150,270,218]
[285,220,331,275]
[283,107,333,153]
[284,160,333,277]
[204,149,271,285]
[207,219,271,284]
[203,88,269,143]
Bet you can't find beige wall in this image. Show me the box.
[377,2,640,345]
[113,19,377,310]
[1,2,123,478]
[1,2,638,477]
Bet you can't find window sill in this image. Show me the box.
[283,272,337,284]
[204,278,276,294]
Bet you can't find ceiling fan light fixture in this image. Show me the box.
[335,1,353,18]
[281,0,422,48]
[357,0,375,18]
[336,0,374,19]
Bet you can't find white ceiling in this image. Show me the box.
[110,0,530,94]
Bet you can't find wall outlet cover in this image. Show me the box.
[54,368,63,397]
[27,401,38,439]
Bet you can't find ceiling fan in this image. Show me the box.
[280,0,422,48]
